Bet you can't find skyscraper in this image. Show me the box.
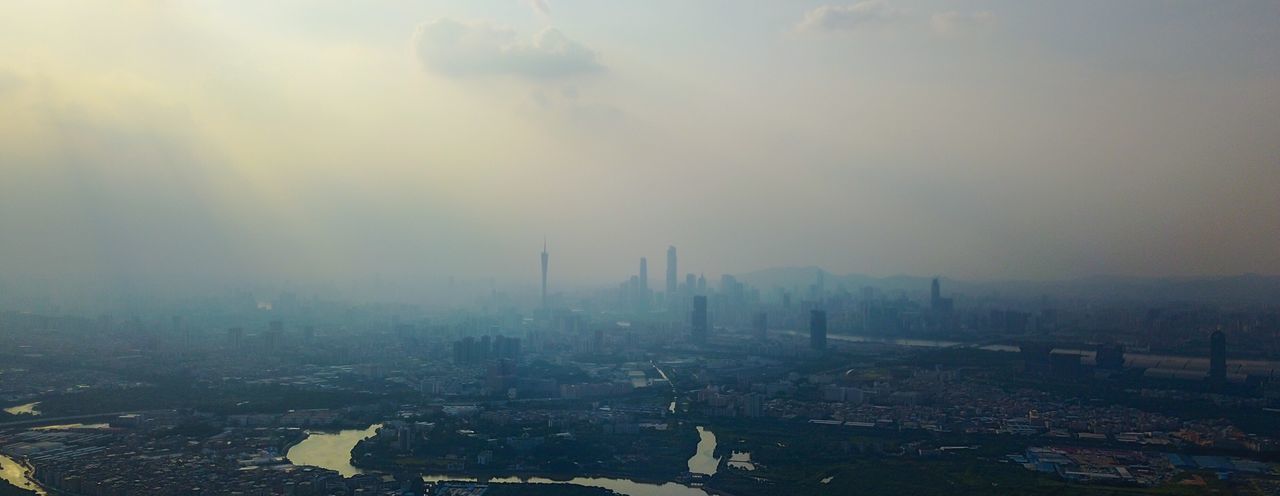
[540,240,549,311]
[666,246,677,297]
[637,257,649,311]
[810,309,827,351]
[691,295,708,343]
[1209,330,1226,388]
[930,277,953,314]
[639,257,648,294]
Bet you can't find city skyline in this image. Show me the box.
[1,1,1278,291]
[2,3,1279,496]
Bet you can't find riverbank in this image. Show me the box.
[416,467,707,486]
[420,472,712,496]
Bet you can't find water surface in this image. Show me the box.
[285,424,381,477]
[727,451,755,471]
[32,423,110,431]
[3,402,40,416]
[0,453,45,495]
[687,426,719,475]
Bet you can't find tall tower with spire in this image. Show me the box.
[540,239,549,311]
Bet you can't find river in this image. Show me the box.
[422,474,711,496]
[285,423,381,478]
[287,423,717,496]
[687,426,719,475]
[779,330,1280,375]
[3,403,40,416]
[0,452,45,495]
[0,421,103,495]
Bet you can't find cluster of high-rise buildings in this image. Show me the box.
[540,242,836,351]
[452,335,521,365]
[612,246,716,314]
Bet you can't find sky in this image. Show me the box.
[0,0,1277,299]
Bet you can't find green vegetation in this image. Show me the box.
[31,383,382,417]
[0,480,35,496]
[714,456,1235,496]
[703,419,1247,496]
[355,412,701,482]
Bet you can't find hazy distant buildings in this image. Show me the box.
[930,277,953,314]
[636,257,650,311]
[639,257,648,295]
[1096,344,1125,370]
[720,274,746,315]
[666,246,677,298]
[810,270,825,300]
[226,327,244,350]
[810,309,827,351]
[1210,330,1227,389]
[266,320,284,351]
[752,312,767,340]
[930,278,954,334]
[454,335,521,365]
[691,295,708,343]
[540,241,549,311]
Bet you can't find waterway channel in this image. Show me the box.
[778,330,1280,375]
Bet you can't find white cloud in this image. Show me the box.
[412,19,602,78]
[524,0,550,17]
[799,3,996,35]
[797,1,899,32]
[930,11,997,35]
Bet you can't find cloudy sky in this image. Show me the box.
[0,1,1277,294]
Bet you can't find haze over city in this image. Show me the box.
[2,1,1278,308]
[5,3,1280,496]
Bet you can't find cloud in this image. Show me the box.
[930,11,997,35]
[412,19,602,78]
[798,3,996,35]
[797,1,899,32]
[524,0,550,17]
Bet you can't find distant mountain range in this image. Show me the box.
[734,266,1280,306]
